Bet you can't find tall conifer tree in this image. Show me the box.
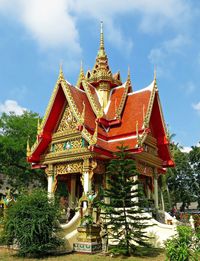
[100,145,150,256]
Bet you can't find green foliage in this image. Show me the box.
[165,226,199,261]
[99,145,151,256]
[189,146,200,209]
[165,141,200,210]
[80,214,94,226]
[0,111,47,191]
[3,189,63,257]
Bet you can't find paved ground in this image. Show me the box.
[0,247,166,261]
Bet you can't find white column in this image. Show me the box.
[147,184,151,200]
[154,173,159,210]
[46,164,54,199]
[47,175,53,199]
[160,190,165,212]
[83,172,91,193]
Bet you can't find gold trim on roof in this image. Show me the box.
[76,61,85,88]
[40,67,65,130]
[82,80,103,118]
[115,80,130,119]
[26,138,31,157]
[143,79,157,129]
[90,121,98,146]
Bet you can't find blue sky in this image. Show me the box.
[0,0,199,150]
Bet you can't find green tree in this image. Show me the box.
[0,111,46,191]
[99,145,150,256]
[3,189,63,257]
[166,144,195,211]
[189,145,200,209]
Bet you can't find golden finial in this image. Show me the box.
[127,66,131,83]
[154,65,157,80]
[153,65,158,90]
[26,137,31,157]
[126,66,133,92]
[98,21,106,57]
[76,60,85,87]
[58,62,64,80]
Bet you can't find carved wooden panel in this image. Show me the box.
[136,161,154,177]
[57,105,77,132]
[55,161,83,175]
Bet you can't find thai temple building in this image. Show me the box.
[27,23,174,223]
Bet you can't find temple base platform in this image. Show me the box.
[73,242,102,253]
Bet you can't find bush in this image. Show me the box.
[3,189,63,257]
[165,225,199,261]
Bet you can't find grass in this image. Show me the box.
[0,248,166,261]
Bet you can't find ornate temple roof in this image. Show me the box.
[27,24,174,169]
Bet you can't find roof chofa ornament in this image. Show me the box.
[26,137,31,157]
[76,60,85,88]
[127,66,133,92]
[153,65,158,91]
[58,62,65,81]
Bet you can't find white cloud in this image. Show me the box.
[192,102,200,110]
[0,100,26,115]
[149,34,190,63]
[72,0,191,32]
[0,0,81,54]
[192,102,200,114]
[0,0,192,55]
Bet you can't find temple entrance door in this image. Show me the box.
[56,173,83,223]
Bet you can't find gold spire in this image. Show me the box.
[98,21,106,57]
[26,137,31,157]
[88,22,112,83]
[76,60,85,88]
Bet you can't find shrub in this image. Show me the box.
[3,189,63,257]
[165,225,199,261]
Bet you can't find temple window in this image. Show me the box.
[51,144,55,152]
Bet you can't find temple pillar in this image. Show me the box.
[46,164,54,199]
[160,190,165,212]
[83,172,91,193]
[82,159,92,194]
[147,181,151,200]
[153,170,159,210]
